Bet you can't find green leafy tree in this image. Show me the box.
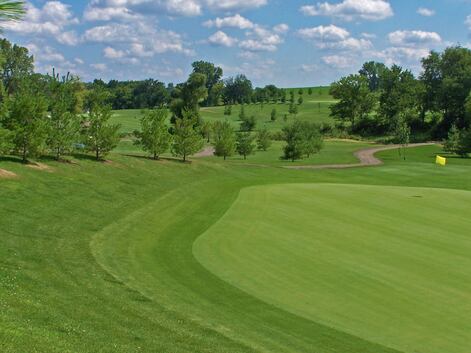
[134,109,172,160]
[330,74,375,130]
[240,115,256,132]
[84,89,121,161]
[298,96,304,105]
[170,72,208,120]
[236,132,256,160]
[47,73,83,160]
[308,87,313,95]
[289,102,299,117]
[444,124,461,155]
[282,120,305,162]
[192,61,223,106]
[455,129,471,157]
[223,74,253,104]
[256,127,272,151]
[394,115,411,160]
[223,104,232,116]
[298,88,303,96]
[212,120,236,160]
[172,111,204,162]
[301,122,323,158]
[200,120,212,142]
[0,38,33,94]
[0,126,12,155]
[271,108,277,122]
[289,90,295,104]
[2,81,48,162]
[359,61,387,91]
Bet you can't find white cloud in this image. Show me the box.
[417,8,435,17]
[4,1,79,45]
[388,30,442,47]
[103,46,126,59]
[208,31,238,47]
[204,0,267,12]
[91,63,107,71]
[372,47,431,66]
[300,64,318,73]
[300,0,393,21]
[298,25,372,51]
[238,25,286,52]
[322,55,352,69]
[273,23,289,34]
[203,14,254,29]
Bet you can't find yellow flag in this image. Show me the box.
[436,155,447,166]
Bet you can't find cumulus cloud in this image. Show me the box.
[3,1,79,45]
[417,7,435,17]
[91,63,107,71]
[239,25,285,52]
[372,47,431,66]
[203,14,254,29]
[297,25,372,51]
[322,55,352,69]
[300,0,393,21]
[388,30,442,47]
[208,31,238,47]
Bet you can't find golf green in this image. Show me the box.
[194,184,471,353]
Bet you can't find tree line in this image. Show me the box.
[329,46,471,156]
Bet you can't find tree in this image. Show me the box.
[223,74,253,104]
[2,78,48,162]
[0,126,12,155]
[298,88,303,96]
[236,132,255,160]
[419,52,442,121]
[212,120,236,160]
[200,120,212,142]
[46,72,83,160]
[172,111,204,162]
[289,90,295,104]
[224,104,232,116]
[170,72,208,120]
[240,115,256,132]
[134,109,172,160]
[0,38,34,94]
[0,1,25,22]
[394,115,411,160]
[298,96,304,105]
[282,120,304,161]
[444,124,461,155]
[132,79,168,109]
[300,122,323,158]
[456,129,471,157]
[330,74,375,129]
[359,61,386,91]
[289,102,298,117]
[84,89,121,161]
[239,105,246,121]
[271,108,277,122]
[192,61,223,106]
[256,127,271,151]
[308,87,313,95]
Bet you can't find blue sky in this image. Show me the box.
[2,0,471,87]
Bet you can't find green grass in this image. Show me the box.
[194,183,471,353]
[202,140,374,166]
[1,143,471,352]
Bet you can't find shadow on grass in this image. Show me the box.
[123,154,192,164]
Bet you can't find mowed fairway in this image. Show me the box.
[194,184,471,353]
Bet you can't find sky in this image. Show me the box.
[1,0,471,87]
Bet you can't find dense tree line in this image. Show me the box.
[330,46,471,156]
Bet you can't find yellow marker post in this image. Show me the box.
[436,155,447,166]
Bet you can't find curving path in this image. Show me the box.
[284,143,435,170]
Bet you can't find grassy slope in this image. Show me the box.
[194,183,471,353]
[1,144,471,352]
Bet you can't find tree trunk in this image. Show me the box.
[96,149,100,161]
[22,145,27,164]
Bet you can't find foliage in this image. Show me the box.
[223,74,253,104]
[170,72,208,120]
[172,111,204,162]
[236,132,256,160]
[329,74,375,129]
[0,1,25,22]
[443,124,461,155]
[0,38,33,94]
[256,127,272,151]
[0,126,12,154]
[359,61,386,91]
[223,104,232,116]
[270,108,277,122]
[300,122,324,158]
[192,61,223,106]
[212,120,236,160]
[200,120,212,142]
[240,115,256,132]
[394,115,411,160]
[282,120,324,161]
[84,89,121,160]
[134,109,172,160]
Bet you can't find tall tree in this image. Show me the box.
[170,72,208,121]
[46,71,83,160]
[236,132,256,160]
[256,127,271,151]
[300,122,323,158]
[84,89,121,160]
[282,120,305,162]
[192,61,223,106]
[134,109,172,160]
[0,38,33,94]
[330,74,375,129]
[394,115,411,160]
[419,51,442,121]
[223,75,253,104]
[2,78,48,162]
[212,120,236,160]
[172,111,204,162]
[359,61,386,91]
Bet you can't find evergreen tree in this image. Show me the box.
[444,124,461,155]
[212,120,236,160]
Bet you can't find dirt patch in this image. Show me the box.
[285,143,435,170]
[194,147,215,158]
[0,168,17,179]
[26,162,53,172]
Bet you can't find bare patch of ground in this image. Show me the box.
[26,162,53,172]
[0,168,17,179]
[285,143,435,170]
[194,147,215,158]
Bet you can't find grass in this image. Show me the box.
[1,138,471,352]
[194,183,471,353]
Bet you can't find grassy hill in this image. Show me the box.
[2,142,471,352]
